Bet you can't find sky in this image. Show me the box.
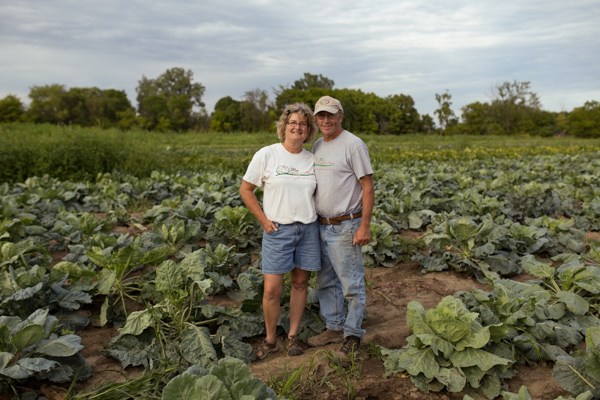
[1,0,599,119]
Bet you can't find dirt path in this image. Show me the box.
[247,260,570,400]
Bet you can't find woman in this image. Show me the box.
[240,103,320,359]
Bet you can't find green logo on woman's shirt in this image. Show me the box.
[275,165,313,176]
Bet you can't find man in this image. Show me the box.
[307,95,374,363]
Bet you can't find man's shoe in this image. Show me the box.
[307,329,344,347]
[334,335,361,365]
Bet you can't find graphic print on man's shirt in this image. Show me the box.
[314,157,335,169]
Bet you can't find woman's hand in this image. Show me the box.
[240,180,279,234]
[262,220,278,234]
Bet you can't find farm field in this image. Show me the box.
[1,125,600,399]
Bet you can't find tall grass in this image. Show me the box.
[0,123,270,183]
[2,122,600,184]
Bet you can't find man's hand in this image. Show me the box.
[353,224,371,246]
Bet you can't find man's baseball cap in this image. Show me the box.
[314,96,343,115]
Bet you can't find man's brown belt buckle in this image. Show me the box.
[319,212,362,225]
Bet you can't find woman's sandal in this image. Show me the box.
[256,339,279,360]
[287,335,303,356]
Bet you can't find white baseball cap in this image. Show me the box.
[314,96,343,114]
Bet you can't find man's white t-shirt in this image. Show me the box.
[312,130,373,218]
[243,143,317,224]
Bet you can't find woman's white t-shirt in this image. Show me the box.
[243,143,317,224]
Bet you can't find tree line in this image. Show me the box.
[0,68,598,137]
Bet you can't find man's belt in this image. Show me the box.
[319,212,362,225]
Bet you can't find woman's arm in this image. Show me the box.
[239,179,278,233]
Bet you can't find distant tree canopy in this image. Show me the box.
[567,101,600,137]
[136,67,206,132]
[291,73,334,91]
[449,81,561,136]
[0,94,25,123]
[241,88,273,132]
[211,72,335,134]
[27,84,68,124]
[210,89,274,133]
[24,84,133,127]
[210,96,242,132]
[10,67,209,131]
[273,84,427,135]
[2,72,598,136]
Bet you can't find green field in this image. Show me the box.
[3,122,600,184]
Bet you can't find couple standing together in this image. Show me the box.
[240,96,374,363]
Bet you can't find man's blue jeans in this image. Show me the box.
[317,217,366,340]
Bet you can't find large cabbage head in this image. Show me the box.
[425,296,478,343]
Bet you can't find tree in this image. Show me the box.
[451,82,554,136]
[420,114,435,134]
[292,73,334,91]
[274,73,334,112]
[335,89,380,135]
[492,80,541,108]
[27,84,68,124]
[60,87,99,126]
[64,87,133,128]
[517,108,558,136]
[210,96,242,132]
[274,86,424,135]
[489,80,541,135]
[382,94,423,134]
[26,85,134,128]
[434,90,458,134]
[0,95,25,122]
[275,87,329,116]
[100,89,135,127]
[273,72,426,134]
[136,67,206,131]
[568,100,600,137]
[459,101,499,135]
[241,88,273,132]
[115,108,140,130]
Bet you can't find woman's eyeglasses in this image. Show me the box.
[287,121,308,128]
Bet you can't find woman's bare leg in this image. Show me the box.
[288,269,310,337]
[263,273,284,343]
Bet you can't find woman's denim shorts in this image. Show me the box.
[261,220,321,274]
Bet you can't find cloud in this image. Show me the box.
[1,0,598,117]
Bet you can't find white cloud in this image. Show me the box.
[1,0,598,116]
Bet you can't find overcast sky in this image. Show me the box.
[1,0,598,119]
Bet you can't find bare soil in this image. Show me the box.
[588,231,600,243]
[246,259,570,400]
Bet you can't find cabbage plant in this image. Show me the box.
[0,309,91,393]
[552,326,600,398]
[162,357,280,400]
[380,296,512,399]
